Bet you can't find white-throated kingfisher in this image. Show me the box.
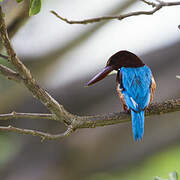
[87,50,156,141]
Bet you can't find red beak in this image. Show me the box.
[87,66,113,86]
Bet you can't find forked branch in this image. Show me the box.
[0,99,180,140]
[0,125,73,141]
[0,6,73,125]
[51,0,180,24]
[0,5,180,140]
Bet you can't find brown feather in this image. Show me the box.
[150,76,156,104]
[116,72,128,111]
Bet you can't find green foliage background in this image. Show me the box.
[0,0,41,16]
[87,144,180,180]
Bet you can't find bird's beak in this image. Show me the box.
[87,66,113,86]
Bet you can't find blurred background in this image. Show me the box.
[0,0,180,179]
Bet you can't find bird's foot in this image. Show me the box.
[123,105,130,114]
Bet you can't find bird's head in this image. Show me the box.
[87,50,144,86]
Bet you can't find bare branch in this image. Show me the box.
[0,99,177,130]
[0,125,73,141]
[0,112,54,121]
[0,6,73,125]
[0,5,180,141]
[51,1,180,24]
[0,99,180,140]
[0,64,23,82]
[140,0,156,6]
[74,98,180,129]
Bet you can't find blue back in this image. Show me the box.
[120,65,152,112]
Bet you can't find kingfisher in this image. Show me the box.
[87,50,156,141]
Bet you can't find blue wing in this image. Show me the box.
[120,65,152,112]
[119,65,152,141]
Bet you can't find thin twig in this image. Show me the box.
[51,1,180,24]
[0,125,73,141]
[140,0,156,7]
[0,112,55,121]
[0,64,23,82]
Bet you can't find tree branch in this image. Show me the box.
[0,99,180,140]
[0,5,180,141]
[0,6,73,125]
[74,98,180,129]
[0,64,23,82]
[140,0,156,7]
[51,1,180,24]
[0,112,54,121]
[0,125,73,141]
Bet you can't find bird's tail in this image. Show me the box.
[130,110,144,141]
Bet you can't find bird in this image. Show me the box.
[87,50,156,141]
